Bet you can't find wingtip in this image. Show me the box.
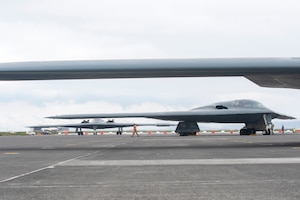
[45,115,57,119]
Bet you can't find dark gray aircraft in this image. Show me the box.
[29,119,172,136]
[1,57,300,89]
[48,99,295,136]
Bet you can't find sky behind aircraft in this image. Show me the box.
[1,0,300,131]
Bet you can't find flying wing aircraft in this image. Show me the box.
[47,99,295,136]
[28,119,173,136]
[1,58,300,88]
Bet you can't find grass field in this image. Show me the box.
[0,132,27,136]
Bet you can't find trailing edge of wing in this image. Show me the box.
[1,57,300,88]
[245,74,300,89]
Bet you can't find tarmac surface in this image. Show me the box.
[1,134,300,200]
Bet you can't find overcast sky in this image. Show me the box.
[1,0,300,131]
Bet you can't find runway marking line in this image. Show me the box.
[58,157,300,166]
[3,152,19,155]
[2,179,300,188]
[40,147,54,150]
[0,150,102,184]
[0,137,130,184]
[232,140,253,144]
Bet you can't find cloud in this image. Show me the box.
[1,0,300,131]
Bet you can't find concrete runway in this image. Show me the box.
[1,134,300,200]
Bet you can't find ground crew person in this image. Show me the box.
[132,123,140,137]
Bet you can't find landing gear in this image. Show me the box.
[77,131,84,136]
[76,128,84,136]
[93,127,97,135]
[239,128,256,135]
[116,127,123,135]
[178,132,197,136]
[263,129,271,135]
[175,121,200,136]
[116,131,122,135]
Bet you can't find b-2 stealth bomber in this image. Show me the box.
[48,99,295,136]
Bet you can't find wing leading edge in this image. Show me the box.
[1,57,300,88]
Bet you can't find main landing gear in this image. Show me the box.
[76,128,84,135]
[178,132,197,136]
[175,121,200,136]
[239,128,256,135]
[116,127,123,135]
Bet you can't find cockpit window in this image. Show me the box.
[215,105,228,109]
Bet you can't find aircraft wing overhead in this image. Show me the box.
[1,57,300,88]
[245,74,300,89]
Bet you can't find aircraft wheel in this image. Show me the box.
[179,132,189,136]
[116,131,122,135]
[240,128,255,135]
[240,128,250,135]
[263,130,271,135]
[249,128,256,135]
[240,129,247,135]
